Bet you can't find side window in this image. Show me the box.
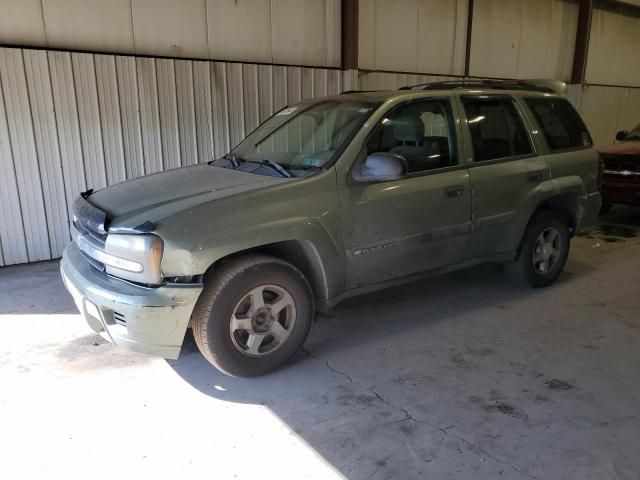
[524,97,592,151]
[462,96,533,162]
[366,99,458,174]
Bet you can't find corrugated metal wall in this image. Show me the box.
[0,0,341,68]
[586,1,640,87]
[469,0,579,81]
[358,0,469,75]
[0,46,356,266]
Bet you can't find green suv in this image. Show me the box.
[61,80,601,377]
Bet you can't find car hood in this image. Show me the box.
[597,141,640,156]
[88,164,288,232]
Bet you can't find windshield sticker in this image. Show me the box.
[302,158,321,168]
[277,107,298,116]
[358,107,371,113]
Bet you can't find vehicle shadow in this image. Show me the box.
[167,259,583,393]
[165,262,568,478]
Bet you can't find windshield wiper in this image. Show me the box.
[258,159,292,178]
[223,152,241,169]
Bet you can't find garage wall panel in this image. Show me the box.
[42,0,135,54]
[358,0,468,76]
[271,0,341,67]
[242,64,260,135]
[586,3,640,87]
[0,76,28,265]
[176,61,199,167]
[193,61,214,164]
[258,65,275,122]
[0,49,51,262]
[211,62,231,159]
[469,0,578,81]
[136,58,163,174]
[0,0,47,47]
[48,51,87,222]
[206,0,273,64]
[23,50,69,258]
[156,59,181,170]
[94,55,126,186]
[115,56,145,179]
[0,46,351,265]
[132,0,208,59]
[72,53,107,190]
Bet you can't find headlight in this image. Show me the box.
[104,234,164,284]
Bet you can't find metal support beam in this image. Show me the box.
[571,0,594,84]
[464,0,475,77]
[341,0,358,70]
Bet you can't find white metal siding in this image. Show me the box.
[1,0,341,68]
[586,3,640,88]
[0,49,51,262]
[469,0,579,81]
[0,46,353,266]
[358,0,469,75]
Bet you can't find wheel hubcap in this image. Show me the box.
[532,227,562,274]
[229,284,296,357]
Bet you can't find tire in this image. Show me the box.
[504,210,570,288]
[191,254,314,377]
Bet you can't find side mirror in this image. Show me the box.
[353,152,407,182]
[616,130,629,142]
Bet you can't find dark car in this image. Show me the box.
[598,124,640,212]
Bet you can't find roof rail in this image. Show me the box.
[399,79,566,95]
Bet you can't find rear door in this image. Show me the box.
[458,94,549,259]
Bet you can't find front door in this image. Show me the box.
[338,97,472,289]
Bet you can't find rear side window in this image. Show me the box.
[524,97,592,151]
[462,97,533,162]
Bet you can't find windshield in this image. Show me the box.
[231,100,377,172]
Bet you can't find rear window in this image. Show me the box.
[461,96,533,162]
[524,97,592,151]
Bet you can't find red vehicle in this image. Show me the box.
[598,124,640,212]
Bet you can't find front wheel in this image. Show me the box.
[191,255,314,377]
[504,211,570,288]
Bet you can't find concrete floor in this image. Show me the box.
[1,208,639,480]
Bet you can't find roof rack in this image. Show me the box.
[399,79,566,95]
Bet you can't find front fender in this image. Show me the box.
[164,216,346,301]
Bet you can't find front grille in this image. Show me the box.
[74,219,107,245]
[78,249,106,272]
[72,220,107,272]
[113,311,126,326]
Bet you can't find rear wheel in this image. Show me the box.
[504,210,570,288]
[191,255,314,377]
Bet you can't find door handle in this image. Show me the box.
[527,170,544,182]
[445,185,465,198]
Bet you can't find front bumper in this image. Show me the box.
[60,243,202,359]
[576,191,601,233]
[602,178,640,206]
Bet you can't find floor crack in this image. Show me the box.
[303,349,427,425]
[449,432,537,479]
[304,348,537,479]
